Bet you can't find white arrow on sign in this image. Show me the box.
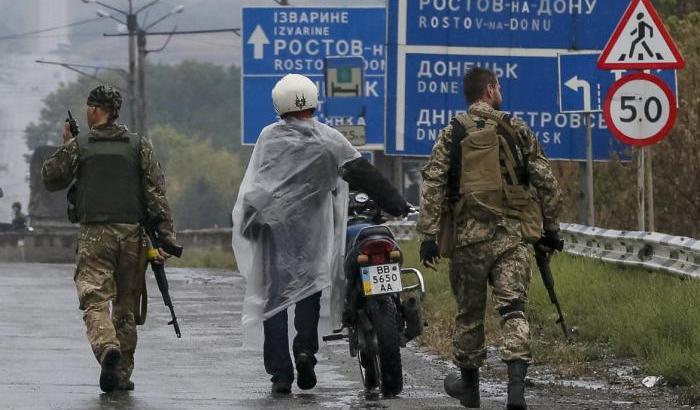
[564,76,592,112]
[247,25,270,60]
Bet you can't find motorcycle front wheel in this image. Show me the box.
[358,349,380,390]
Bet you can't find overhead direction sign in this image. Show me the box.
[558,52,677,113]
[598,0,685,70]
[396,0,629,49]
[385,0,631,159]
[603,72,677,146]
[241,7,386,147]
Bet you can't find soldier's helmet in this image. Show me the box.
[87,85,122,120]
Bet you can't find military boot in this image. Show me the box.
[295,352,317,390]
[444,367,480,408]
[506,360,528,410]
[116,380,135,391]
[99,346,121,393]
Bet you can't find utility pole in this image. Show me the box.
[82,0,182,136]
[105,26,240,137]
[127,1,137,133]
[137,28,147,136]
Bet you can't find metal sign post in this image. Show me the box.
[646,147,655,231]
[558,52,677,226]
[597,0,684,233]
[604,73,677,232]
[584,114,595,226]
[637,147,646,231]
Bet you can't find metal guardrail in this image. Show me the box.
[386,220,700,279]
[559,223,700,279]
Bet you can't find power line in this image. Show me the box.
[103,28,240,37]
[0,17,103,41]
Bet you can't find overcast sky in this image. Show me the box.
[0,0,386,67]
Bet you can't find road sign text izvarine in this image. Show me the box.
[242,7,386,146]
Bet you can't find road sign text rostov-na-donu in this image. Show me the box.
[385,0,631,159]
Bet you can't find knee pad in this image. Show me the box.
[497,300,526,322]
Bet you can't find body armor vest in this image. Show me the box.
[451,110,543,242]
[74,130,144,224]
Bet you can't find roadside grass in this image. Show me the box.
[400,240,700,401]
[169,247,236,270]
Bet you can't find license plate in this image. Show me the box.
[360,263,402,296]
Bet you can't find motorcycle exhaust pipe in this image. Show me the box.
[401,296,424,342]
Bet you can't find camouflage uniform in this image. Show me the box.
[418,101,562,368]
[42,122,175,385]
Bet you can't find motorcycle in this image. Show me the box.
[323,191,425,397]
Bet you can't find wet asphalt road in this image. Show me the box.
[0,263,686,409]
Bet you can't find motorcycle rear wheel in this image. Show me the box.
[368,295,403,396]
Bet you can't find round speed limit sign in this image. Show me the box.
[603,73,677,146]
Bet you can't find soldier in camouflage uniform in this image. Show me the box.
[41,85,176,393]
[418,68,562,409]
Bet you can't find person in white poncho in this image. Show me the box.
[232,74,409,394]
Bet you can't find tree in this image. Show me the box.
[25,61,244,153]
[148,125,243,230]
[652,12,700,238]
[24,74,125,150]
[654,0,700,16]
[25,61,247,229]
[563,12,700,237]
[145,61,246,152]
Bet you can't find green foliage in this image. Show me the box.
[25,61,248,229]
[24,74,125,150]
[145,61,246,152]
[402,239,700,390]
[653,0,700,16]
[149,125,242,229]
[168,247,236,270]
[552,12,700,237]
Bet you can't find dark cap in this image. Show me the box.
[87,85,122,120]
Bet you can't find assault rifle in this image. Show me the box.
[533,237,571,341]
[143,219,183,338]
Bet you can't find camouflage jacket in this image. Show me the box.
[41,123,176,241]
[417,102,562,247]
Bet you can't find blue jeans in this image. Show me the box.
[263,291,321,383]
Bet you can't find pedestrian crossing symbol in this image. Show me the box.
[598,0,684,70]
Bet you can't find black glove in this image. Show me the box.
[341,158,407,217]
[535,230,563,252]
[420,239,440,267]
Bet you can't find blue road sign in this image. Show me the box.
[385,0,637,160]
[393,0,629,49]
[241,7,386,146]
[558,52,677,113]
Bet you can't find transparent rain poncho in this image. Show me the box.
[232,118,361,334]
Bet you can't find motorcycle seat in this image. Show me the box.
[354,225,394,245]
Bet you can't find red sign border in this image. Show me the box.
[597,0,685,70]
[603,72,677,146]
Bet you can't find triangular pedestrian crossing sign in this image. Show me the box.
[598,0,685,70]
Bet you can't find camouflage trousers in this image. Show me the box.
[449,228,532,369]
[75,223,146,384]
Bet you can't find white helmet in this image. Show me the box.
[271,74,319,116]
